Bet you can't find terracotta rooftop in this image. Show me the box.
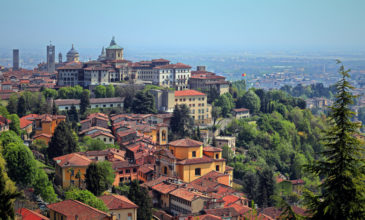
[99,194,138,210]
[79,126,112,135]
[175,89,205,97]
[170,188,202,202]
[53,153,92,167]
[86,131,115,139]
[232,108,250,113]
[260,206,308,219]
[18,208,49,220]
[222,195,240,207]
[47,199,111,220]
[19,117,33,129]
[141,176,169,188]
[205,207,240,218]
[176,156,215,165]
[152,182,178,194]
[203,146,222,152]
[169,138,203,148]
[154,63,191,69]
[191,214,222,220]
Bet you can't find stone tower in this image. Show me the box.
[13,49,19,70]
[105,36,123,60]
[46,43,56,72]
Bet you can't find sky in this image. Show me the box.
[0,0,364,52]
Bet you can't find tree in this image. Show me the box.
[95,85,106,98]
[238,90,261,114]
[242,171,259,202]
[65,188,108,212]
[222,144,233,162]
[0,154,21,220]
[304,61,365,219]
[170,104,194,139]
[128,180,152,220]
[257,168,275,208]
[33,169,57,203]
[80,89,90,115]
[212,105,222,126]
[0,131,22,148]
[16,95,26,117]
[47,121,77,160]
[106,85,115,98]
[7,114,21,135]
[6,94,18,114]
[3,143,37,187]
[214,93,235,117]
[52,100,58,115]
[132,91,156,114]
[123,93,134,112]
[0,106,9,118]
[85,161,115,196]
[67,104,79,123]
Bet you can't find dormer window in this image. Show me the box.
[215,154,219,159]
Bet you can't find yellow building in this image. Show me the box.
[33,114,66,144]
[175,90,212,125]
[155,138,233,185]
[99,194,138,220]
[53,153,92,189]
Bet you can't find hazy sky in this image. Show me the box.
[1,0,364,51]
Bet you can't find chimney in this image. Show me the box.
[197,66,206,71]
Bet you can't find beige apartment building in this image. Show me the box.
[174,90,212,125]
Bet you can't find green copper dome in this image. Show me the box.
[106,36,123,50]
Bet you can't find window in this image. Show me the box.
[65,107,69,110]
[164,166,167,175]
[128,213,132,220]
[171,149,174,154]
[96,105,99,107]
[133,168,137,173]
[103,105,106,107]
[195,168,201,176]
[104,138,106,142]
[216,154,219,159]
[126,169,130,174]
[119,170,123,174]
[192,151,196,157]
[109,138,112,142]
[216,165,220,171]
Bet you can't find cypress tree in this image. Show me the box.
[47,121,77,160]
[80,90,90,115]
[305,61,365,219]
[16,95,26,117]
[128,180,152,220]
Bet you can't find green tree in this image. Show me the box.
[52,100,59,115]
[211,105,221,126]
[42,88,58,99]
[80,89,90,115]
[106,85,115,98]
[242,171,259,202]
[257,168,275,208]
[47,121,77,160]
[65,188,108,212]
[85,161,115,196]
[3,143,37,187]
[67,104,79,123]
[132,91,156,114]
[128,180,152,220]
[170,104,194,139]
[222,144,233,162]
[0,153,21,220]
[214,93,235,117]
[304,61,365,219]
[16,95,26,117]
[0,106,9,118]
[33,169,57,203]
[7,114,21,135]
[95,85,106,98]
[6,94,18,114]
[238,90,261,114]
[0,131,22,148]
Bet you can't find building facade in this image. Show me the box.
[174,90,212,125]
[47,43,56,73]
[189,66,230,95]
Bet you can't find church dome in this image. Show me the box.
[67,44,79,56]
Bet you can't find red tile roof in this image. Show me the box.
[154,63,191,69]
[232,108,250,113]
[19,117,33,129]
[152,182,178,195]
[170,188,202,202]
[176,156,214,165]
[53,153,92,167]
[47,200,111,220]
[87,131,115,139]
[191,214,222,220]
[222,195,240,207]
[18,208,49,220]
[203,146,222,152]
[175,89,205,97]
[141,176,169,188]
[169,138,203,148]
[99,194,138,210]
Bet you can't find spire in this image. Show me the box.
[110,36,116,46]
[72,44,74,49]
[101,46,105,55]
